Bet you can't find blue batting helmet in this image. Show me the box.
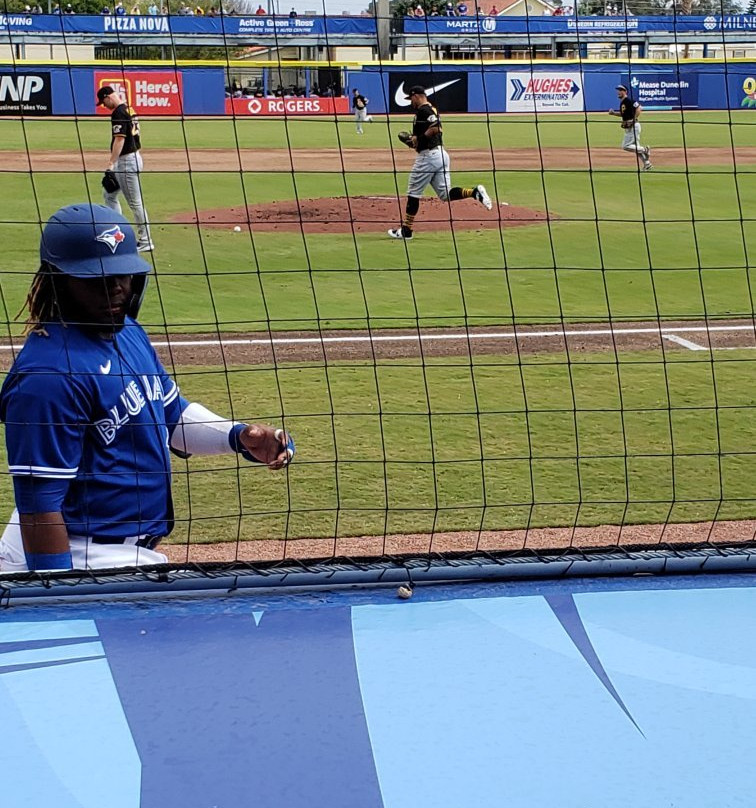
[40,203,151,278]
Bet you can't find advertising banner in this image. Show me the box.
[0,13,375,37]
[402,15,748,35]
[506,72,583,112]
[0,71,52,115]
[225,96,350,116]
[388,72,469,114]
[94,71,183,115]
[628,73,699,108]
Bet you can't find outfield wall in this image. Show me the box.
[1,61,755,116]
[352,62,756,114]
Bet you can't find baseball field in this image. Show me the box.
[1,109,755,559]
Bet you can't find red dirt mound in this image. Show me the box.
[171,195,551,234]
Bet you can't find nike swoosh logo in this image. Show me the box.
[394,79,462,108]
[99,360,111,375]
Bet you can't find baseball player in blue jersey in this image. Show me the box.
[0,203,295,573]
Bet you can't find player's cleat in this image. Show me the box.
[388,227,413,240]
[474,184,493,211]
[643,146,651,158]
[137,241,155,252]
[642,162,653,172]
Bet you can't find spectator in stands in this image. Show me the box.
[255,3,266,11]
[63,2,74,12]
[115,1,126,14]
[489,4,498,12]
[457,2,468,14]
[147,1,157,11]
[444,1,454,14]
[130,3,141,12]
[195,4,204,13]
[207,5,218,14]
[289,7,297,16]
[413,4,424,15]
[52,3,61,12]
[100,4,110,11]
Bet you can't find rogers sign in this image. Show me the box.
[94,71,183,115]
[225,96,350,116]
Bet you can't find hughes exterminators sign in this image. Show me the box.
[225,96,350,116]
[507,72,584,113]
[94,71,183,115]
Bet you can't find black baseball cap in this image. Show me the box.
[96,85,116,105]
[615,84,629,92]
[404,85,426,99]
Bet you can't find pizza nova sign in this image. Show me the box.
[103,15,170,32]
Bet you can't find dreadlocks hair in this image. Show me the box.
[17,261,63,337]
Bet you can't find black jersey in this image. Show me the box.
[352,93,368,110]
[110,103,141,155]
[619,96,640,122]
[412,102,443,151]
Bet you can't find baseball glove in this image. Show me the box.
[102,169,120,194]
[398,130,414,147]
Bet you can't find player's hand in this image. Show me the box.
[409,135,418,149]
[107,163,114,171]
[238,424,294,470]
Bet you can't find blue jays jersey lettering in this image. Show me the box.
[0,318,185,540]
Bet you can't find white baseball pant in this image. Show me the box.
[622,122,647,156]
[102,151,152,247]
[0,509,168,572]
[407,146,452,201]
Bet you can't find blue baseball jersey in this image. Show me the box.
[0,318,186,540]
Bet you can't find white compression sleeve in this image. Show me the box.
[170,401,242,456]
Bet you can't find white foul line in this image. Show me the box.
[0,323,755,351]
[663,334,708,351]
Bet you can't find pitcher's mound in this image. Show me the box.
[173,195,551,233]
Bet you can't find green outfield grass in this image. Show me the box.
[3,348,755,543]
[0,110,755,153]
[0,110,755,334]
[1,107,755,546]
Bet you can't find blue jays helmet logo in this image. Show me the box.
[95,225,126,254]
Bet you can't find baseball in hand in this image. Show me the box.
[233,225,241,232]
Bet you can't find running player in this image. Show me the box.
[0,203,294,572]
[388,85,493,240]
[609,84,652,171]
[352,88,372,134]
[97,85,154,251]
